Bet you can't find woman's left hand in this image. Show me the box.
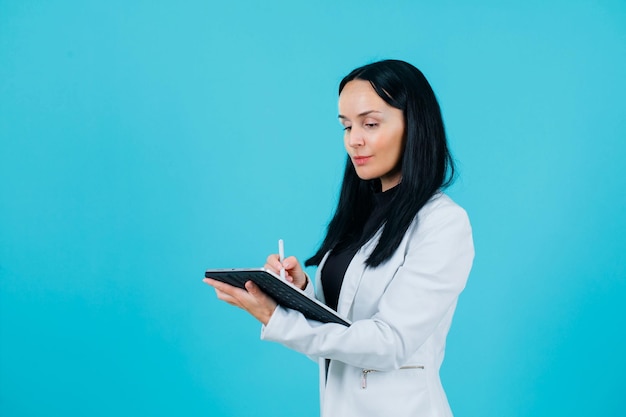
[203,278,277,325]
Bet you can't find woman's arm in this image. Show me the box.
[261,201,474,370]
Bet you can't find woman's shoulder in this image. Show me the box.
[410,191,471,234]
[423,191,468,215]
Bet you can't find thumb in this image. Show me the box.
[245,280,258,294]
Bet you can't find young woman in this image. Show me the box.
[205,59,474,417]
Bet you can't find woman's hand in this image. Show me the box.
[265,254,308,290]
[203,278,277,326]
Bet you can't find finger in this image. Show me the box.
[281,258,307,289]
[244,281,271,302]
[282,256,301,271]
[244,281,277,312]
[266,253,280,267]
[204,278,247,299]
[282,271,297,283]
[214,289,243,307]
[266,254,279,262]
[265,254,283,272]
[264,263,277,275]
[204,277,221,286]
[245,280,263,297]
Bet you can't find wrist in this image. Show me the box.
[262,304,277,326]
[300,273,309,290]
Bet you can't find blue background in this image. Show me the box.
[1,1,625,416]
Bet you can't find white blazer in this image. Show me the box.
[262,193,474,417]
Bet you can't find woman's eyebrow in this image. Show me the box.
[338,110,382,120]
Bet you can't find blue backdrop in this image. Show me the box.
[1,1,625,416]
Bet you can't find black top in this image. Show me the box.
[320,185,398,311]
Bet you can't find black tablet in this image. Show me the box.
[205,267,351,326]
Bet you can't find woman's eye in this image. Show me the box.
[343,126,352,131]
[364,123,378,128]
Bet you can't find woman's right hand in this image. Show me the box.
[265,254,308,290]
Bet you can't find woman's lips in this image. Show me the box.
[352,156,372,166]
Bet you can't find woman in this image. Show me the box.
[205,59,474,417]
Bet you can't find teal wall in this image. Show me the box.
[1,1,625,416]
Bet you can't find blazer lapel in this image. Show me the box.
[314,251,332,304]
[336,232,381,318]
[316,231,382,319]
[336,251,366,318]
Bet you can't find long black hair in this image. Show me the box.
[305,59,455,268]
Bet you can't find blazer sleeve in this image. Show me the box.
[260,200,474,371]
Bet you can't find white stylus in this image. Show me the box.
[278,239,286,281]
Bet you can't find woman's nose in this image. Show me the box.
[347,128,365,147]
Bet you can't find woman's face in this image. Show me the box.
[338,80,405,191]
